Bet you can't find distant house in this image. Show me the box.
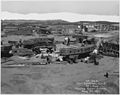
[84,22,119,32]
[111,24,119,30]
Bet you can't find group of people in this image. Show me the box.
[33,47,64,64]
[63,36,101,65]
[11,39,23,49]
[81,37,96,46]
[83,37,105,65]
[11,36,105,65]
[63,36,103,65]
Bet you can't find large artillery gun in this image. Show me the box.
[22,37,56,55]
[59,44,96,64]
[23,37,55,49]
[57,34,96,64]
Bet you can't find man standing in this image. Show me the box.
[90,38,104,65]
[90,49,99,65]
[64,36,70,46]
[81,38,87,46]
[19,39,23,48]
[96,37,104,50]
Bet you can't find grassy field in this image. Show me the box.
[1,56,119,94]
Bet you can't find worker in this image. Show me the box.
[92,48,98,55]
[41,52,44,59]
[90,48,99,65]
[64,36,70,46]
[84,56,90,63]
[90,53,98,65]
[96,37,104,50]
[12,44,16,49]
[46,54,52,64]
[90,38,104,65]
[81,38,87,46]
[83,48,98,64]
[57,56,63,61]
[64,36,67,44]
[18,39,23,48]
[83,38,104,65]
[83,38,100,64]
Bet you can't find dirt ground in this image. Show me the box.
[1,56,119,94]
[1,32,119,94]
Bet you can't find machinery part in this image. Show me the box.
[59,44,96,64]
[99,42,119,57]
[23,37,55,49]
[63,55,78,64]
[60,45,95,57]
[32,47,41,54]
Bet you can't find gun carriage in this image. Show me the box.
[59,44,96,64]
[23,37,56,53]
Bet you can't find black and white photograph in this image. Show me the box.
[1,0,120,94]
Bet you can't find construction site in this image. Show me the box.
[1,20,119,94]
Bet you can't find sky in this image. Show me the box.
[1,0,119,16]
[1,0,120,22]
